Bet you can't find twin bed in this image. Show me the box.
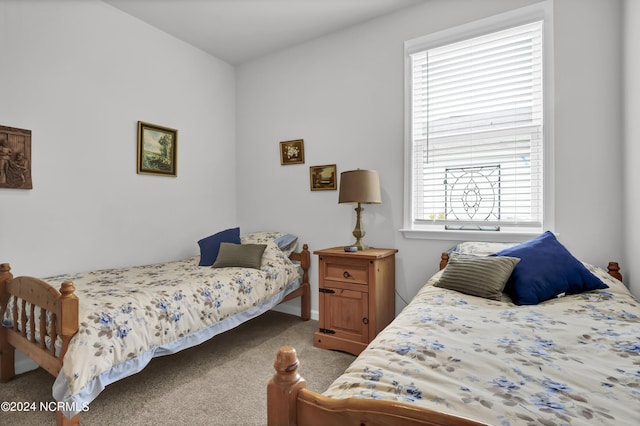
[268,234,640,426]
[1,230,311,425]
[4,229,639,426]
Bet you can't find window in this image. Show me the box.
[403,4,553,240]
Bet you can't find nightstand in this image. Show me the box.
[313,247,397,355]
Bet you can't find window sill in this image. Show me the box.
[400,227,544,242]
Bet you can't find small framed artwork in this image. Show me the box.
[0,125,32,190]
[280,139,304,165]
[137,121,178,177]
[309,164,337,191]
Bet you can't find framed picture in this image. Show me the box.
[137,121,178,176]
[280,139,304,165]
[309,164,337,191]
[0,125,32,190]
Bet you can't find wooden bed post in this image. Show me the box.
[299,282,311,321]
[607,262,622,282]
[0,263,16,383]
[267,346,306,426]
[300,244,310,321]
[56,410,80,426]
[57,281,79,365]
[283,244,312,321]
[439,252,449,271]
[56,281,80,426]
[300,244,310,285]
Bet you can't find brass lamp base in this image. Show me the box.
[351,203,369,251]
[351,241,369,251]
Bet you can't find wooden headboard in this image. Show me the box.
[439,251,623,282]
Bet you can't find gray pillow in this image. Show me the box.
[435,253,520,300]
[212,243,267,269]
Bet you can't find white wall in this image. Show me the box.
[237,0,629,318]
[0,0,237,278]
[1,0,630,321]
[553,0,623,273]
[624,0,640,297]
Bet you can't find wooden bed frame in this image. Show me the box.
[267,253,623,426]
[0,243,311,426]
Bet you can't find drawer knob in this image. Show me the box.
[343,271,352,279]
[362,317,369,325]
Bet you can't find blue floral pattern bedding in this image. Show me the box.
[4,237,301,417]
[324,265,640,425]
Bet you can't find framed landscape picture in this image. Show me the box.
[309,164,337,191]
[137,121,178,176]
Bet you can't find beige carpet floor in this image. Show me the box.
[0,311,356,425]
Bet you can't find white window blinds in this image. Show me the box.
[410,21,543,230]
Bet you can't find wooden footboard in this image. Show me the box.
[0,263,79,381]
[267,346,486,426]
[0,263,80,425]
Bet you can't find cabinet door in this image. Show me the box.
[322,287,369,343]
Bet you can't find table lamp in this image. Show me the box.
[338,169,381,250]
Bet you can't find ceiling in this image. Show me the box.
[103,0,426,65]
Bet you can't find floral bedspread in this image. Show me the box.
[324,266,640,425]
[5,239,301,416]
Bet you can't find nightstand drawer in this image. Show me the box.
[324,259,368,285]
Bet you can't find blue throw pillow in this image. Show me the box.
[197,227,241,266]
[493,231,608,305]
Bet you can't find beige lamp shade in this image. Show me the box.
[338,169,382,204]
